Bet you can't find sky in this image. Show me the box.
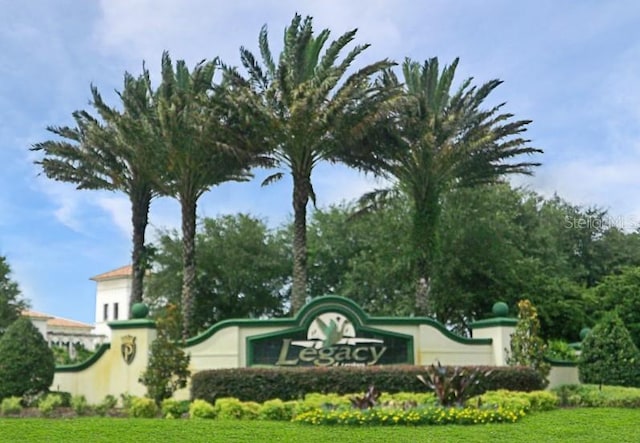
[1,0,640,325]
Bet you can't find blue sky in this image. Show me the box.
[1,0,640,324]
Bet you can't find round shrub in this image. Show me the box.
[38,394,63,417]
[259,399,296,421]
[0,317,55,399]
[129,397,159,418]
[189,399,216,419]
[161,398,190,418]
[0,396,22,416]
[71,395,90,416]
[215,397,246,419]
[579,312,640,387]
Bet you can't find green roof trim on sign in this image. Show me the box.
[108,319,157,330]
[55,343,111,373]
[184,295,492,348]
[470,317,518,329]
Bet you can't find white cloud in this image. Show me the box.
[94,195,132,239]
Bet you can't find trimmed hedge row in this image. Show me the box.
[191,365,544,404]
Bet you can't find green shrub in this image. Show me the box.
[379,392,437,407]
[215,397,246,419]
[258,399,296,421]
[189,399,216,419]
[0,396,22,416]
[47,391,71,407]
[579,312,640,387]
[293,405,526,426]
[38,394,63,417]
[526,391,558,411]
[417,362,492,406]
[242,401,261,420]
[94,395,118,416]
[70,395,90,416]
[553,384,640,408]
[161,398,190,418]
[191,366,544,404]
[546,340,577,362]
[507,300,551,385]
[469,390,558,412]
[129,397,159,418]
[0,317,55,399]
[139,306,190,405]
[120,393,135,410]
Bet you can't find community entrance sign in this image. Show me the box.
[247,301,413,367]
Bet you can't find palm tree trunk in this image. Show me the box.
[130,187,152,317]
[291,176,309,314]
[180,195,197,340]
[412,191,440,316]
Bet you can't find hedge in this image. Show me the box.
[191,365,544,404]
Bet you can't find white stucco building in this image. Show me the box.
[22,310,105,354]
[91,264,133,339]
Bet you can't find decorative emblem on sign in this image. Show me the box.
[276,312,385,367]
[121,335,137,364]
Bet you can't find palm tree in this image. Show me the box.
[153,52,256,339]
[226,14,396,313]
[358,58,542,315]
[32,70,158,315]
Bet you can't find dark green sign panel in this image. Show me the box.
[248,306,413,367]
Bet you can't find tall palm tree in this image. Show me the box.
[358,58,542,315]
[32,70,158,315]
[153,52,255,339]
[226,14,396,313]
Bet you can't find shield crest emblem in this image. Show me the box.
[121,335,136,364]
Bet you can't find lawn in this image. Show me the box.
[1,409,639,443]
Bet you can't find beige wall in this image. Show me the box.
[53,322,155,404]
[53,309,579,402]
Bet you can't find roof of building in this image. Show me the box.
[22,310,93,329]
[90,264,132,281]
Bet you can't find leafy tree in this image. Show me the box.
[227,14,395,313]
[589,267,640,348]
[0,256,28,337]
[356,58,541,314]
[306,198,414,315]
[146,214,289,337]
[153,52,258,338]
[139,304,190,405]
[579,311,640,387]
[32,70,158,311]
[0,317,55,399]
[507,299,550,385]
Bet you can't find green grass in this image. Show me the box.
[1,409,640,442]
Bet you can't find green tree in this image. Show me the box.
[579,311,640,387]
[589,267,640,348]
[32,70,158,312]
[153,53,257,338]
[227,14,395,313]
[0,256,28,337]
[507,299,550,385]
[0,317,55,399]
[357,58,541,314]
[306,198,414,315]
[146,214,289,336]
[139,304,190,405]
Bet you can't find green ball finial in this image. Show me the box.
[579,327,591,341]
[492,302,509,317]
[131,303,149,319]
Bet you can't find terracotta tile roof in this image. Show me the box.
[90,264,132,281]
[22,310,52,320]
[47,316,93,329]
[22,310,93,329]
